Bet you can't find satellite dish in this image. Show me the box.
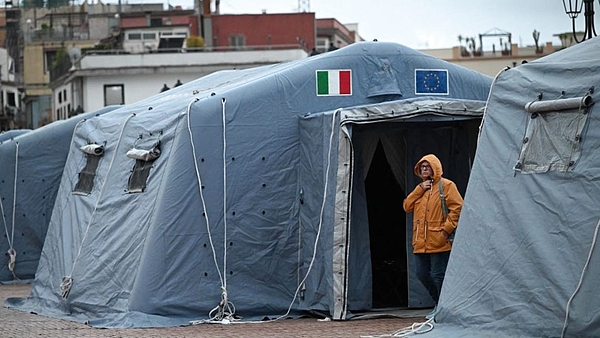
[68,47,82,62]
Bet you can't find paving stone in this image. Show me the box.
[0,284,426,338]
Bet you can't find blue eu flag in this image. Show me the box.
[415,69,448,95]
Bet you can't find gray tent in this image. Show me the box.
[0,130,30,144]
[422,38,600,337]
[5,41,491,327]
[0,107,119,282]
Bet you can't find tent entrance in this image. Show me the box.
[365,140,407,308]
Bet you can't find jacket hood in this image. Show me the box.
[414,154,443,181]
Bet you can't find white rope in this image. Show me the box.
[221,97,229,296]
[477,67,508,143]
[1,197,18,280]
[1,142,20,280]
[60,114,134,299]
[11,142,18,258]
[191,109,340,326]
[186,98,236,325]
[560,217,600,337]
[264,110,342,323]
[360,318,435,337]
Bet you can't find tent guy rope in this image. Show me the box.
[187,97,236,324]
[1,141,19,279]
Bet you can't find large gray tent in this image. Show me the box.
[6,41,491,327]
[0,130,30,143]
[0,107,118,283]
[422,38,600,337]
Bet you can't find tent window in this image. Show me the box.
[126,143,161,193]
[127,160,154,193]
[515,94,593,173]
[73,144,105,195]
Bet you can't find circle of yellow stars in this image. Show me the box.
[422,72,441,92]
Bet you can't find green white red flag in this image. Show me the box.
[316,69,352,96]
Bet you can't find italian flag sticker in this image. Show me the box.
[316,69,352,96]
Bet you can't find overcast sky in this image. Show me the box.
[158,0,599,50]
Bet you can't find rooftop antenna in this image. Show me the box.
[68,47,81,71]
[298,0,309,12]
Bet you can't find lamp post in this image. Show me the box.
[562,0,597,43]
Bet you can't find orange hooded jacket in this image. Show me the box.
[403,154,463,253]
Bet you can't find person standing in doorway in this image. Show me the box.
[403,154,463,319]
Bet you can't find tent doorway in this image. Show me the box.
[365,140,408,308]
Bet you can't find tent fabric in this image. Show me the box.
[0,107,119,283]
[4,41,492,328]
[0,130,31,144]
[421,37,600,337]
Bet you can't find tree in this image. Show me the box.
[533,29,542,53]
[467,37,481,56]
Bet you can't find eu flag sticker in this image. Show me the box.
[415,69,448,95]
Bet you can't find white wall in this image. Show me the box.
[53,83,72,121]
[82,72,206,112]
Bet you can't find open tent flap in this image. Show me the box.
[80,144,105,156]
[298,98,485,318]
[126,145,161,161]
[524,93,593,113]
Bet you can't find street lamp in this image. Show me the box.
[562,0,597,42]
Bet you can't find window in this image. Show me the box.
[142,33,157,40]
[44,50,58,73]
[514,93,593,173]
[126,142,161,193]
[230,35,246,49]
[6,92,16,107]
[316,38,328,53]
[73,144,105,195]
[150,18,162,27]
[104,84,124,106]
[128,33,142,40]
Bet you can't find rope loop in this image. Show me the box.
[60,276,73,299]
[7,248,16,272]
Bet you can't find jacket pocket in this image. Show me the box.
[427,224,447,249]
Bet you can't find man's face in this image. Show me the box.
[420,161,432,178]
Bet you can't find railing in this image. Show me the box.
[87,43,307,55]
[28,28,91,42]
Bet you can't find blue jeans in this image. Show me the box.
[414,251,450,304]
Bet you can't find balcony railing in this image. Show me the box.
[28,28,90,42]
[50,43,308,82]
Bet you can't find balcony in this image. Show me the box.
[50,43,309,82]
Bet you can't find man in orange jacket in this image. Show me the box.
[403,154,463,318]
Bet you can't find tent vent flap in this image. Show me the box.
[515,91,594,174]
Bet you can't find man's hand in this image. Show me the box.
[420,180,432,190]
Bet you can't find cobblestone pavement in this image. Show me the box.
[0,284,427,338]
